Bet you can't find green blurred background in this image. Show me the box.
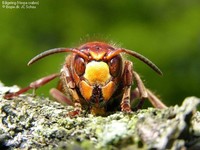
[0,0,200,106]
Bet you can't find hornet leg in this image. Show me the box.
[4,73,60,99]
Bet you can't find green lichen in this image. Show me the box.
[0,82,200,149]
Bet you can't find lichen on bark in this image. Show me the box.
[0,82,200,150]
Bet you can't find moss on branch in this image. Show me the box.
[0,82,200,149]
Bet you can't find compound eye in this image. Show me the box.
[74,55,86,76]
[108,55,122,77]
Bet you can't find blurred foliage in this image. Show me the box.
[0,0,200,106]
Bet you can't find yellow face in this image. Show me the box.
[84,61,111,85]
[79,61,116,104]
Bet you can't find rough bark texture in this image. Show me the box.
[0,82,200,150]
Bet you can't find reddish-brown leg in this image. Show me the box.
[121,61,133,112]
[67,102,82,117]
[121,86,132,112]
[4,73,60,99]
[65,89,82,117]
[121,60,167,112]
[146,89,167,109]
[50,88,74,106]
[59,64,83,117]
[130,88,145,110]
[54,82,82,117]
[132,71,167,110]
